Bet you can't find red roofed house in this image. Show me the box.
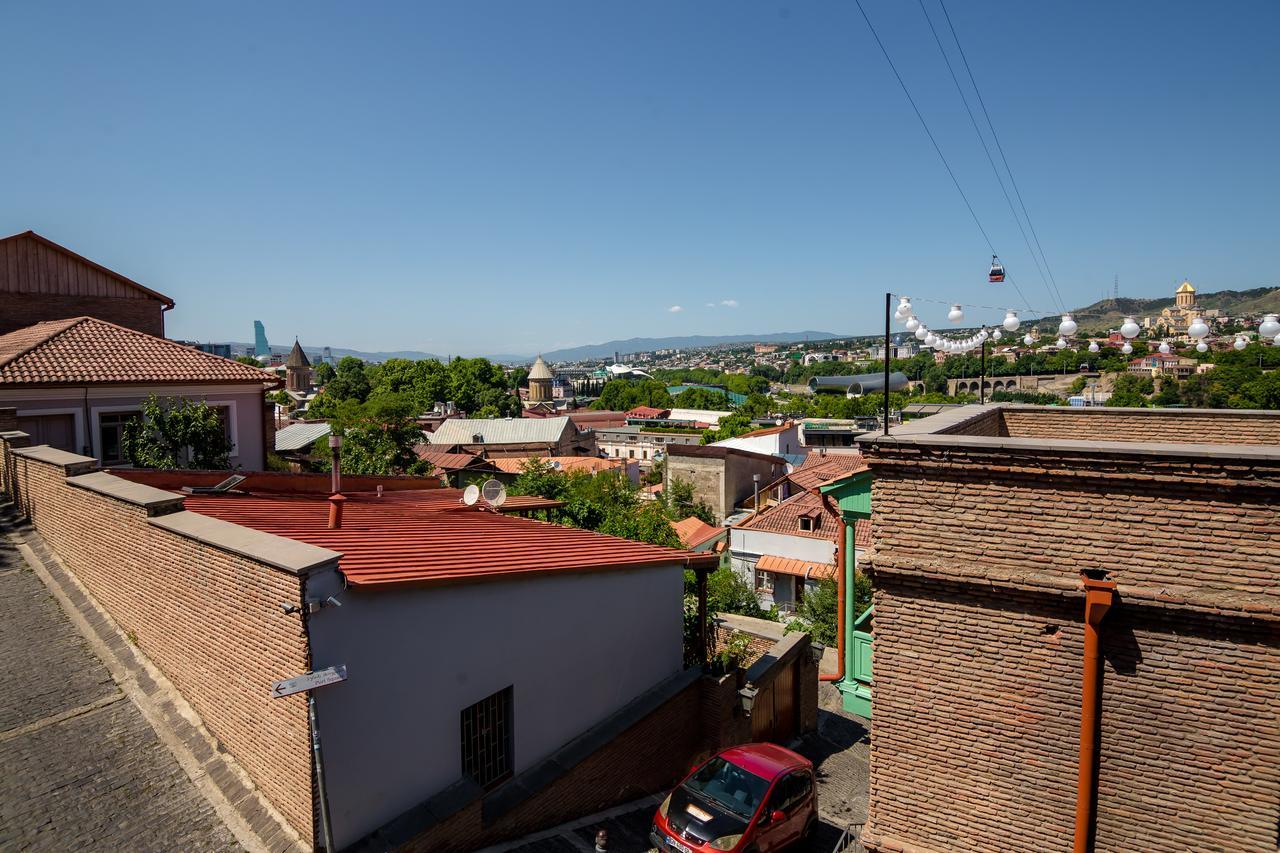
[0,316,278,468]
[0,440,722,851]
[670,515,727,552]
[0,230,175,336]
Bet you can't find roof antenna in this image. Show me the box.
[481,478,507,511]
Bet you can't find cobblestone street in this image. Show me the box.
[0,516,241,851]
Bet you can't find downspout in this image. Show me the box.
[817,492,846,683]
[1074,573,1116,853]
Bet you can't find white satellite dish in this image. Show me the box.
[481,478,507,508]
[461,484,480,506]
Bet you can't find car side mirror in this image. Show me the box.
[770,809,786,824]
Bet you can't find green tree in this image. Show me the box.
[1108,373,1153,407]
[323,356,372,403]
[700,413,754,444]
[313,361,336,386]
[122,396,234,470]
[1151,379,1182,407]
[662,477,715,524]
[704,565,768,619]
[592,379,674,412]
[674,387,731,410]
[234,355,262,366]
[310,395,433,476]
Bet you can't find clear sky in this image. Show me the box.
[3,1,1277,356]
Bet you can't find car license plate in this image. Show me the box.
[665,838,692,853]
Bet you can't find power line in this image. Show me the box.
[938,0,1068,314]
[915,0,1064,314]
[851,0,1034,316]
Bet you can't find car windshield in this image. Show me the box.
[682,756,771,819]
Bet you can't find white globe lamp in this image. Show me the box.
[1196,341,1209,353]
[905,315,920,332]
[1187,317,1209,340]
[1120,317,1140,339]
[1260,314,1280,339]
[1158,341,1171,355]
[1058,314,1078,338]
[1003,311,1020,332]
[1121,342,1133,355]
[895,297,911,321]
[914,326,928,341]
[992,329,1002,342]
[1023,333,1035,346]
[1088,341,1100,353]
[1234,336,1247,351]
[948,304,964,323]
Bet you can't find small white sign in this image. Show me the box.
[271,665,347,699]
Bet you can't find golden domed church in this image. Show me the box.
[1155,280,1219,335]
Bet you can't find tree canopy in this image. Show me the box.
[307,355,519,419]
[122,396,234,470]
[309,394,433,477]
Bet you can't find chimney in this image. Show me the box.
[329,434,343,494]
[328,493,346,530]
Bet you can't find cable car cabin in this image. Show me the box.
[988,256,1005,283]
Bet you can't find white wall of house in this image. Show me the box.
[729,527,836,611]
[0,383,267,469]
[305,563,685,850]
[713,423,801,457]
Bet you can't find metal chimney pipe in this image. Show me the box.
[328,434,343,494]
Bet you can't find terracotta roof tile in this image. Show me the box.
[0,317,277,386]
[670,516,724,549]
[734,490,833,540]
[756,554,836,581]
[786,452,868,491]
[489,456,629,475]
[412,447,489,470]
[185,489,717,587]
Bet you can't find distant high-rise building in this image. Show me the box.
[322,346,334,365]
[254,321,270,357]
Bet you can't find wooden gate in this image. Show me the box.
[750,650,800,743]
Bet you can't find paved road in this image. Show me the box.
[0,528,240,851]
[500,684,869,853]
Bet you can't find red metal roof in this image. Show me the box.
[185,489,717,587]
[670,516,724,549]
[0,316,277,386]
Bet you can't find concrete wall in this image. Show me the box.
[306,564,685,850]
[714,423,802,457]
[0,383,268,469]
[666,451,786,523]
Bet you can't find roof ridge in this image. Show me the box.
[0,316,87,370]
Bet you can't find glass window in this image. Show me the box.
[683,756,770,820]
[755,570,774,592]
[99,411,141,465]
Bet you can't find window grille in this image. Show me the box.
[461,686,513,789]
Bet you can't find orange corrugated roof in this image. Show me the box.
[670,516,724,549]
[0,317,277,386]
[489,456,627,475]
[185,489,717,587]
[756,554,835,580]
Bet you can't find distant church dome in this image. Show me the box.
[1177,280,1196,294]
[286,339,311,368]
[528,355,553,380]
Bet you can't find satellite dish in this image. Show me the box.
[461,484,480,506]
[481,478,507,508]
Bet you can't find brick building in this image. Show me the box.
[859,404,1280,852]
[0,231,174,336]
[2,426,813,851]
[664,444,788,523]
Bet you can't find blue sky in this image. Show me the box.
[3,1,1277,356]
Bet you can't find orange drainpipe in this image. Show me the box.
[1074,574,1116,853]
[817,493,845,683]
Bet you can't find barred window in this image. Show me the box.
[461,686,513,789]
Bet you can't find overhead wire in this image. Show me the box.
[938,0,1068,314]
[915,0,1063,314]
[851,0,1035,316]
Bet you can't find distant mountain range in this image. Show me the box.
[1067,286,1280,329]
[539,331,844,362]
[216,331,845,364]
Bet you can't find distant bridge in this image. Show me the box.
[945,374,1089,396]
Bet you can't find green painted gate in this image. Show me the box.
[846,606,873,718]
[819,471,874,720]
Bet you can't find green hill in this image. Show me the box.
[1067,286,1280,330]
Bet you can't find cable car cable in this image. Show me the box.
[938,0,1067,313]
[916,0,1062,313]
[852,0,1034,314]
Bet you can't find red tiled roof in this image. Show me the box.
[185,489,717,587]
[0,317,277,386]
[412,447,489,471]
[670,516,724,549]
[625,406,670,419]
[756,554,835,581]
[853,518,872,549]
[734,490,832,540]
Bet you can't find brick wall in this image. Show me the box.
[861,437,1280,852]
[0,293,165,336]
[0,441,315,845]
[1000,407,1280,445]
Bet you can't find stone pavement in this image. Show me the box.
[0,505,302,852]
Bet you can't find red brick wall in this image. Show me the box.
[1000,407,1280,445]
[0,293,165,336]
[1,447,314,844]
[862,441,1280,852]
[937,408,1005,436]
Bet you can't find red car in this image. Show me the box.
[651,743,818,853]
